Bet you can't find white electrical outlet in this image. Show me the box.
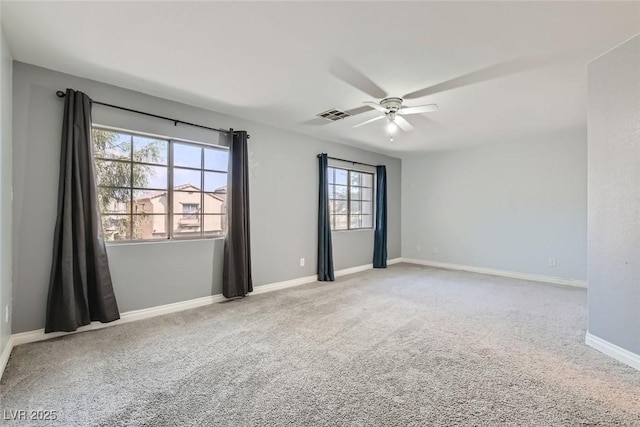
[416,245,421,253]
[300,258,305,267]
[548,258,556,267]
[5,304,9,323]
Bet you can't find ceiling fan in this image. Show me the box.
[321,57,543,137]
[353,97,439,132]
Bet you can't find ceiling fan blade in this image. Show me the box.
[363,101,388,113]
[353,115,385,128]
[403,58,540,100]
[399,104,439,115]
[345,105,375,116]
[394,116,414,132]
[329,58,387,99]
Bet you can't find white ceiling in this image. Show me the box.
[2,1,639,155]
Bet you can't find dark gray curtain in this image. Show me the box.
[318,154,334,281]
[223,131,253,298]
[45,89,120,333]
[373,165,387,268]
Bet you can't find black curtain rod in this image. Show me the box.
[56,90,250,139]
[318,154,377,168]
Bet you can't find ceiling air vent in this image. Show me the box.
[316,109,351,122]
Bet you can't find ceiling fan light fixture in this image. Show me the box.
[386,121,397,134]
[353,96,437,133]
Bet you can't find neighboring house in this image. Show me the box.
[133,184,227,239]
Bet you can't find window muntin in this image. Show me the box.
[93,127,228,242]
[327,167,374,231]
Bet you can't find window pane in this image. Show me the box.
[173,191,202,207]
[327,167,335,184]
[173,167,202,190]
[133,164,167,189]
[151,214,169,238]
[361,188,373,201]
[333,200,348,215]
[95,159,131,188]
[133,189,168,215]
[334,215,348,230]
[350,186,362,200]
[204,192,226,215]
[362,201,373,215]
[204,171,227,192]
[334,168,348,185]
[204,148,228,171]
[350,171,362,186]
[93,130,130,160]
[351,201,362,214]
[173,191,202,218]
[333,185,348,200]
[133,136,168,165]
[350,215,362,229]
[328,184,335,199]
[98,188,130,214]
[329,200,335,215]
[362,173,373,187]
[132,214,167,240]
[101,215,131,241]
[174,143,202,168]
[362,214,373,228]
[174,213,202,235]
[203,214,225,235]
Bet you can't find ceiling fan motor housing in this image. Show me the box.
[380,97,403,112]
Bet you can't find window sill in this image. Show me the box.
[105,235,225,247]
[331,228,374,233]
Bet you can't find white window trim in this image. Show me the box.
[327,165,376,232]
[93,125,229,244]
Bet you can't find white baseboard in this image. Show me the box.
[335,264,373,277]
[0,336,15,380]
[0,257,401,379]
[251,274,317,295]
[585,331,640,372]
[334,257,402,277]
[401,258,587,288]
[252,257,401,294]
[10,294,227,347]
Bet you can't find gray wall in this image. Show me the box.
[402,130,587,280]
[12,62,401,333]
[587,35,640,355]
[0,24,13,354]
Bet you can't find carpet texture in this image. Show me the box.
[2,264,640,426]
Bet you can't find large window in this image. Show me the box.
[93,127,228,242]
[327,166,374,231]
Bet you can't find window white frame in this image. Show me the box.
[327,166,375,231]
[92,125,229,243]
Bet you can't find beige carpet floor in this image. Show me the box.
[2,263,640,426]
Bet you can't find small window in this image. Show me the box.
[327,167,374,231]
[92,127,228,242]
[182,203,200,219]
